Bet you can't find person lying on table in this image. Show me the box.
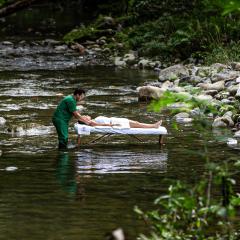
[78,115,162,128]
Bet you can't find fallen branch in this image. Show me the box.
[0,0,47,18]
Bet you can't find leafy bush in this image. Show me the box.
[135,91,240,239]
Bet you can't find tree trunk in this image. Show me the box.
[0,0,47,18]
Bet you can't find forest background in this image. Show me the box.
[0,0,239,65]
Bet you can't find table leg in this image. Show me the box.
[77,135,81,146]
[159,135,164,145]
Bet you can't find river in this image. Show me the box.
[0,45,238,239]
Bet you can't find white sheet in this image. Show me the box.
[74,123,168,135]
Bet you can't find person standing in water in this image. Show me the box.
[52,88,89,149]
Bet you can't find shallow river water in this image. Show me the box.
[0,48,239,239]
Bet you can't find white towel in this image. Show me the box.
[78,125,91,135]
[111,117,130,129]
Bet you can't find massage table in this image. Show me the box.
[74,123,168,146]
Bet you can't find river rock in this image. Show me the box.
[159,64,189,82]
[196,67,212,78]
[138,59,151,69]
[2,41,13,46]
[137,86,165,101]
[235,85,240,98]
[189,75,203,84]
[0,117,6,126]
[231,62,240,71]
[212,115,234,128]
[227,138,238,145]
[109,228,125,240]
[71,43,85,54]
[212,117,227,128]
[0,150,2,157]
[55,45,68,51]
[123,53,136,65]
[173,112,193,123]
[210,63,228,72]
[198,80,225,91]
[234,130,240,138]
[114,57,126,68]
[194,94,213,101]
[173,112,190,119]
[172,86,185,93]
[227,84,239,95]
[43,39,61,46]
[5,166,18,171]
[190,108,201,117]
[161,80,173,90]
[211,73,228,82]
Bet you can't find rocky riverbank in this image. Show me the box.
[136,62,240,140]
[1,37,240,143]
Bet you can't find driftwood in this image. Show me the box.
[0,0,47,18]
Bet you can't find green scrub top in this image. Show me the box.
[53,95,77,122]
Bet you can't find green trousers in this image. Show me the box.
[52,117,69,149]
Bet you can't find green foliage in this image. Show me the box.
[63,26,99,44]
[136,172,240,239]
[124,13,240,61]
[148,91,218,116]
[0,0,7,6]
[203,42,240,65]
[136,91,240,239]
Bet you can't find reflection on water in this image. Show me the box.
[56,152,78,195]
[76,149,168,174]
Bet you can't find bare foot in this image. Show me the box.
[154,120,162,128]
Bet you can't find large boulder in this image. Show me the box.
[159,64,189,82]
[137,86,165,101]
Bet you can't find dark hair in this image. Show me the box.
[78,120,87,125]
[74,88,85,96]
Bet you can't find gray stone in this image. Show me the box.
[190,108,201,117]
[212,117,228,128]
[2,41,13,46]
[196,67,212,78]
[55,45,68,51]
[159,64,189,82]
[198,80,225,91]
[137,86,165,101]
[161,80,173,90]
[138,59,150,69]
[227,84,239,95]
[210,63,228,72]
[234,130,240,138]
[114,57,126,68]
[231,62,240,71]
[0,117,6,126]
[173,112,190,119]
[212,115,234,128]
[189,76,203,84]
[123,53,136,65]
[194,94,213,101]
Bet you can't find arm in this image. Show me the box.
[73,111,113,127]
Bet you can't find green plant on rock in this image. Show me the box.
[63,26,99,44]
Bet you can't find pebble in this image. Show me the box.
[5,166,18,171]
[227,138,238,145]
